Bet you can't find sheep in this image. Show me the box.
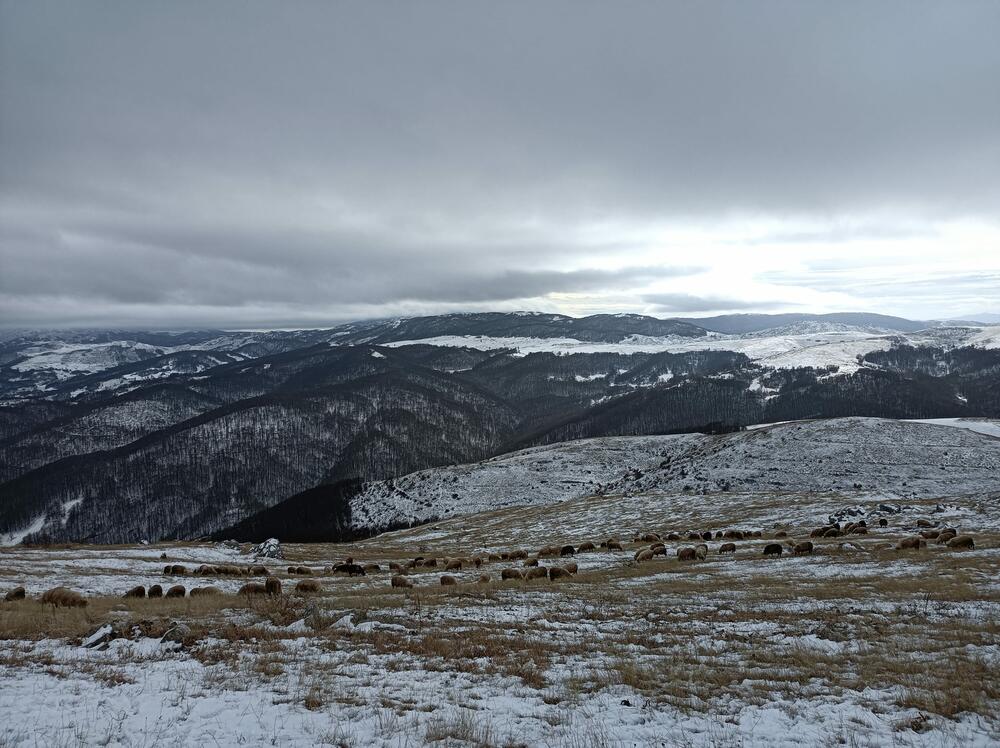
[560,544,575,557]
[250,565,268,576]
[523,558,539,567]
[666,533,681,541]
[823,528,841,538]
[793,541,814,555]
[641,533,660,542]
[920,530,940,539]
[634,549,654,562]
[477,574,491,584]
[715,531,724,539]
[41,587,87,608]
[896,537,926,550]
[190,586,221,597]
[694,545,708,560]
[916,519,934,528]
[762,543,783,557]
[501,568,524,581]
[422,558,438,567]
[509,550,529,560]
[488,554,502,561]
[524,567,549,580]
[195,565,217,576]
[773,531,788,539]
[606,541,624,552]
[389,562,403,572]
[687,532,701,540]
[564,562,578,574]
[165,585,186,599]
[5,586,26,602]
[677,547,696,561]
[445,559,463,571]
[123,585,146,599]
[171,565,187,575]
[718,542,737,555]
[363,563,381,573]
[850,526,868,535]
[391,575,413,588]
[549,566,572,581]
[440,575,458,586]
[947,535,975,550]
[332,563,366,576]
[651,543,667,556]
[537,545,559,558]
[265,577,282,596]
[147,584,163,598]
[577,542,596,552]
[473,557,484,568]
[878,518,888,527]
[239,582,267,595]
[936,530,958,544]
[289,566,313,575]
[701,531,713,541]
[295,580,322,594]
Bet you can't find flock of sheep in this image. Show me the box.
[0,516,978,608]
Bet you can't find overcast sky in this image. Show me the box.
[2,2,999,329]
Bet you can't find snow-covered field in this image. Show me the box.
[383,324,1000,372]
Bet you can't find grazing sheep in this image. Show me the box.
[440,575,458,586]
[715,531,724,539]
[295,580,322,594]
[634,549,654,562]
[549,566,572,581]
[641,533,660,542]
[823,528,841,538]
[606,541,624,551]
[936,530,958,544]
[687,532,701,540]
[793,542,814,555]
[298,566,314,575]
[488,553,502,561]
[666,533,681,541]
[564,562,578,574]
[445,559,463,571]
[694,546,708,560]
[389,562,403,572]
[477,574,490,584]
[195,565,216,576]
[473,557,483,568]
[239,582,267,595]
[773,531,788,539]
[509,550,529,560]
[501,568,524,581]
[947,535,975,550]
[123,585,146,599]
[916,519,934,528]
[677,547,696,561]
[171,565,187,575]
[5,586,26,602]
[538,545,559,558]
[762,543,783,557]
[809,527,827,538]
[363,564,381,573]
[920,530,940,539]
[896,537,926,550]
[651,543,667,556]
[332,563,366,576]
[391,575,413,589]
[560,544,575,557]
[577,542,596,552]
[701,532,712,541]
[523,558,539,567]
[500,552,511,560]
[163,565,172,575]
[190,586,221,597]
[524,567,549,580]
[422,558,438,568]
[265,577,282,596]
[878,518,888,527]
[719,543,737,555]
[165,585,186,599]
[250,565,268,576]
[148,584,163,598]
[850,526,868,535]
[41,587,86,608]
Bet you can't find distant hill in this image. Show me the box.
[673,312,928,335]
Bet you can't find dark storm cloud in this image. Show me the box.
[1,1,999,327]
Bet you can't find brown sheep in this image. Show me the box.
[363,563,381,573]
[564,562,578,574]
[762,543,783,557]
[920,529,939,539]
[488,553,502,561]
[500,568,524,581]
[195,565,216,576]
[687,532,701,540]
[634,549,654,562]
[823,528,841,538]
[509,550,529,560]
[773,530,788,539]
[239,582,267,596]
[524,567,549,580]
[473,557,483,568]
[936,530,958,544]
[389,562,403,572]
[422,558,438,568]
[677,547,696,561]
[165,585,186,599]
[523,558,539,567]
[445,559,463,571]
[5,586,26,602]
[265,577,282,596]
[947,535,975,550]
[666,533,681,541]
[295,580,322,594]
[606,541,624,551]
[896,537,926,550]
[171,565,187,575]
[500,552,511,561]
[123,585,146,598]
[538,545,559,558]
[41,587,87,608]
[298,566,313,575]
[440,575,458,586]
[250,565,268,576]
[391,575,413,588]
[651,543,667,556]
[190,586,221,597]
[560,544,575,557]
[147,584,163,598]
[850,526,868,535]
[641,533,660,542]
[718,542,737,555]
[577,542,596,552]
[793,541,814,555]
[549,566,572,581]
[332,563,366,576]
[809,527,827,538]
[477,574,491,584]
[916,519,934,528]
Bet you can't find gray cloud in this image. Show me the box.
[643,293,787,314]
[1,2,999,327]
